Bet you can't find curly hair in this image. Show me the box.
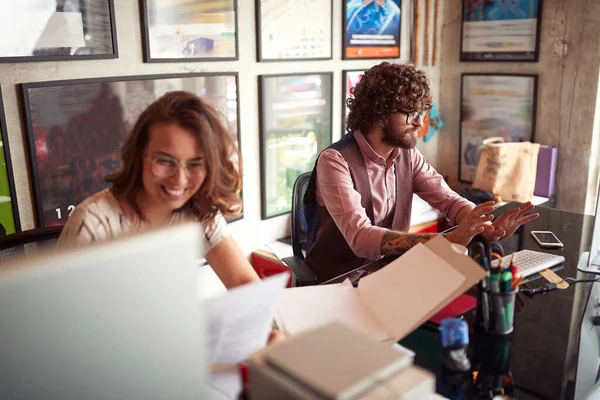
[346,62,432,135]
[106,91,242,229]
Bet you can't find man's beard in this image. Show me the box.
[382,120,419,149]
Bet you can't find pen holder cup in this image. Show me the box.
[470,332,515,398]
[479,287,518,335]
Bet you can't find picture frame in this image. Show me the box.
[460,0,543,62]
[0,88,21,234]
[459,73,538,183]
[255,0,333,62]
[342,0,402,60]
[20,72,242,228]
[342,69,366,134]
[139,0,239,62]
[258,72,333,220]
[0,0,118,63]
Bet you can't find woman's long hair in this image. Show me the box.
[106,91,242,229]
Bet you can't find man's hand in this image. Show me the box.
[445,201,497,246]
[483,202,539,242]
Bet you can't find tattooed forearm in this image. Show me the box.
[380,230,437,256]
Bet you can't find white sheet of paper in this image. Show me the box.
[204,273,289,365]
[276,279,392,340]
[208,371,243,400]
[358,243,466,340]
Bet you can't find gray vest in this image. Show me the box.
[304,134,414,281]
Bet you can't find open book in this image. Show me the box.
[276,236,485,342]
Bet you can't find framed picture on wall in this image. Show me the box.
[0,88,21,235]
[0,0,118,63]
[460,0,542,62]
[20,73,242,228]
[140,0,238,62]
[343,0,402,59]
[255,0,333,61]
[258,72,333,219]
[342,69,365,133]
[459,73,538,183]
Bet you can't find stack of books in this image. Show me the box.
[249,322,448,399]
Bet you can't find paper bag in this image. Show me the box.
[472,138,540,203]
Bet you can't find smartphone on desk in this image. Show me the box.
[530,231,564,249]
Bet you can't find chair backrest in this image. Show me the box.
[290,172,313,259]
[0,226,63,263]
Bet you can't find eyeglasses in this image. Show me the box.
[404,110,430,125]
[147,156,205,179]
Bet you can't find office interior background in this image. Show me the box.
[2,1,600,399]
[0,0,598,253]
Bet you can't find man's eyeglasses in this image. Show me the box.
[147,156,205,179]
[404,110,430,125]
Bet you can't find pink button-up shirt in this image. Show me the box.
[315,131,473,260]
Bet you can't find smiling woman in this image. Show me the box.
[57,91,259,289]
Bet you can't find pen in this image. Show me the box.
[472,242,490,331]
[508,254,516,273]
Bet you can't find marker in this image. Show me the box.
[510,265,519,281]
[500,271,513,293]
[491,273,504,332]
[490,273,500,293]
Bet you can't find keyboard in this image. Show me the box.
[491,250,565,278]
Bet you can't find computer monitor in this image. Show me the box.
[577,173,600,274]
[0,223,207,400]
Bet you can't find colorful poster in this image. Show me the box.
[0,92,19,235]
[342,70,364,131]
[460,74,537,183]
[258,0,332,61]
[22,74,240,228]
[423,103,444,143]
[461,0,541,61]
[142,0,237,61]
[260,73,333,219]
[344,0,401,59]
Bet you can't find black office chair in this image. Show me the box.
[282,172,319,286]
[0,226,63,263]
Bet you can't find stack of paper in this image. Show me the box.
[276,236,485,343]
[249,322,442,399]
